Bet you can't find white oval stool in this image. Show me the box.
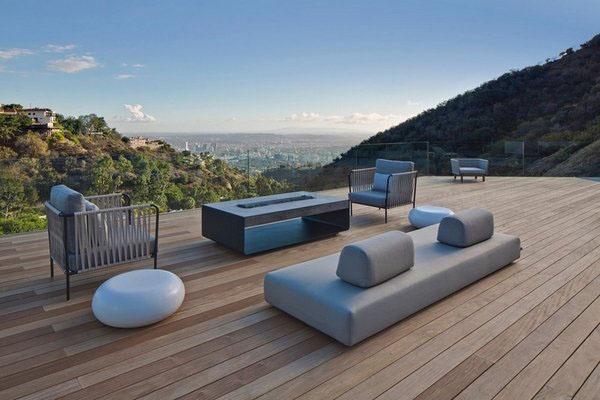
[408,205,454,228]
[92,269,185,328]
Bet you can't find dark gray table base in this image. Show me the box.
[202,193,349,255]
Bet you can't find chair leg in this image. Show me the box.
[50,258,54,278]
[385,208,388,223]
[153,254,158,269]
[483,175,486,182]
[350,202,353,216]
[66,271,70,301]
[453,175,456,180]
[460,175,464,183]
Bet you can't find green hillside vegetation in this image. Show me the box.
[0,109,290,235]
[334,33,600,176]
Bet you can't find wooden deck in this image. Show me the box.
[1,176,599,400]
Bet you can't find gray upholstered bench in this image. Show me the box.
[264,209,520,346]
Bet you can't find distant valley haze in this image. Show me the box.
[2,1,600,135]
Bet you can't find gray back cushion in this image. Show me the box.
[50,185,85,255]
[336,231,414,288]
[375,159,414,174]
[372,173,389,192]
[50,185,85,214]
[437,208,494,248]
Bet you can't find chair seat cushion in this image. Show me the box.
[337,231,414,288]
[349,190,387,207]
[437,208,494,247]
[459,167,485,175]
[92,269,185,328]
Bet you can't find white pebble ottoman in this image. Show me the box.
[92,269,185,328]
[409,205,454,228]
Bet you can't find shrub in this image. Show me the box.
[0,213,47,234]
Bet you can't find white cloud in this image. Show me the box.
[283,111,401,125]
[0,48,34,60]
[406,100,420,106]
[44,44,76,53]
[122,63,144,68]
[115,74,135,80]
[117,104,156,122]
[48,55,99,73]
[285,112,323,122]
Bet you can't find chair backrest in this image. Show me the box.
[49,185,85,253]
[454,158,488,169]
[375,159,414,174]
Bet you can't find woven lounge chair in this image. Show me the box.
[45,185,159,300]
[451,158,489,182]
[348,159,417,223]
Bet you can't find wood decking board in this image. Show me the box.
[0,176,598,399]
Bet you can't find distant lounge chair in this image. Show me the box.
[451,158,489,182]
[45,185,159,300]
[264,209,520,346]
[348,159,417,223]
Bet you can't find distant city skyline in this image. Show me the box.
[1,0,599,134]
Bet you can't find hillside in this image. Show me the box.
[336,33,600,176]
[0,109,290,234]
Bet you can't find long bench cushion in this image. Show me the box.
[336,231,413,288]
[264,225,520,346]
[437,209,493,248]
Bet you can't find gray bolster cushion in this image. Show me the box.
[336,231,414,288]
[437,208,494,247]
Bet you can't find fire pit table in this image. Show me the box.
[202,191,350,255]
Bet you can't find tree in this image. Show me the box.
[13,132,49,158]
[0,175,26,218]
[0,113,31,145]
[89,156,121,194]
[0,146,17,160]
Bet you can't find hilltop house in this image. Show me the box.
[128,135,163,149]
[23,108,56,130]
[0,105,58,135]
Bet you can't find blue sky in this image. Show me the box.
[1,0,599,134]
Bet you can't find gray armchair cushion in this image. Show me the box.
[337,231,414,288]
[437,208,494,247]
[349,190,387,207]
[373,173,390,192]
[50,185,85,254]
[84,199,100,212]
[375,159,414,174]
[459,167,485,175]
[50,185,85,214]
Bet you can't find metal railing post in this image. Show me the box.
[426,141,430,176]
[247,149,250,192]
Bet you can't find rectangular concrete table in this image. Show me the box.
[202,191,350,255]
